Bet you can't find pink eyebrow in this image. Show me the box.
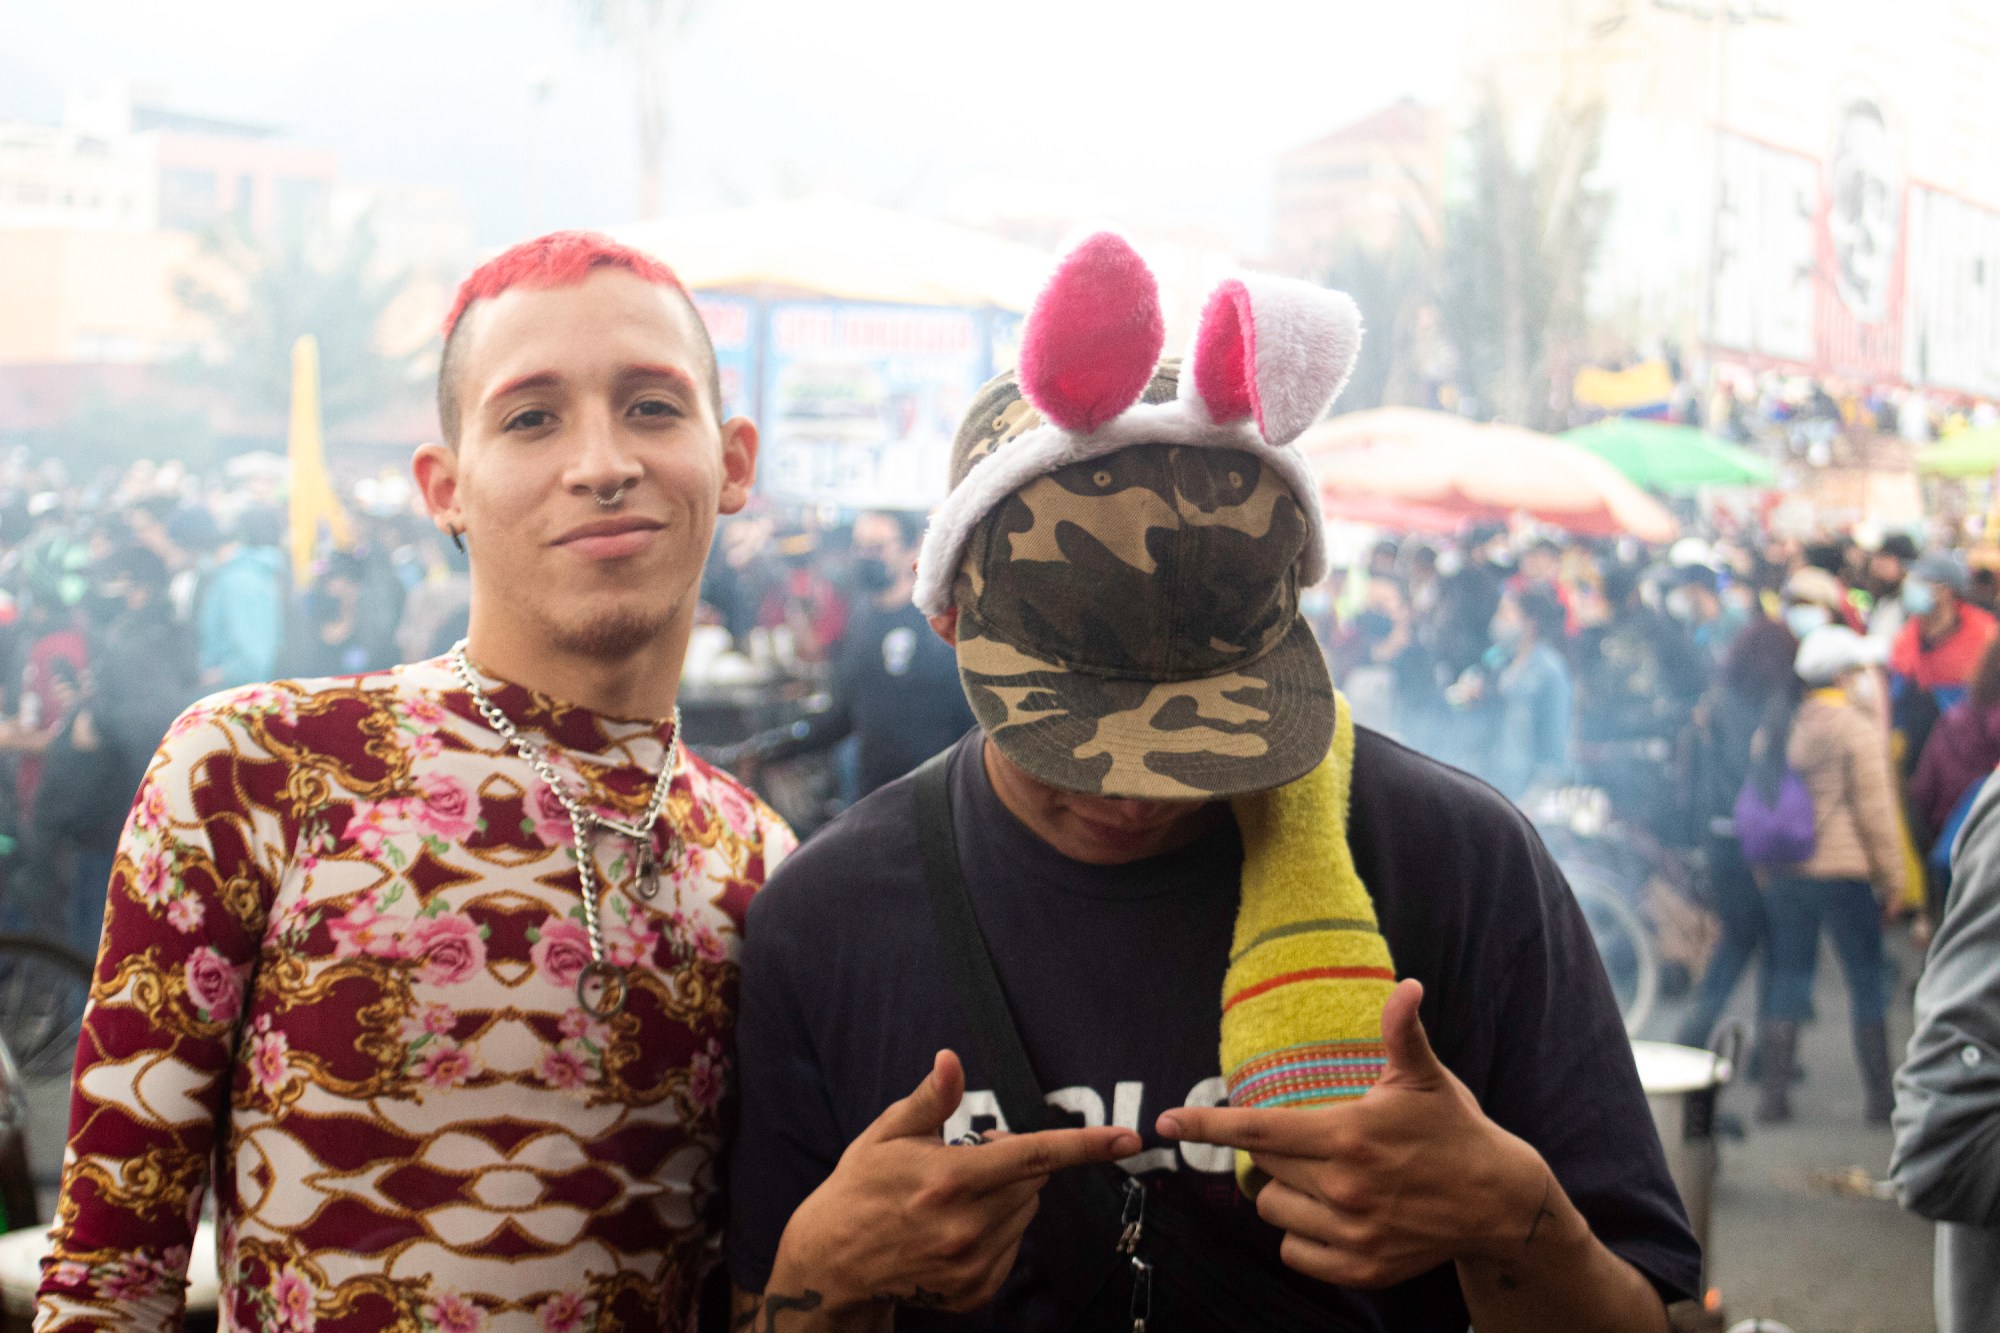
[623,364,697,393]
[486,371,560,405]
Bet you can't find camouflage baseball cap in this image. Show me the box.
[946,363,1334,799]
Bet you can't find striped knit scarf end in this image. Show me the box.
[1221,693,1397,1196]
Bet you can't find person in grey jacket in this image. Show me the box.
[1892,771,2000,1332]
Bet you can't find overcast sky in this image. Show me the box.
[0,0,1467,251]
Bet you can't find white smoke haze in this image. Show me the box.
[0,0,1468,250]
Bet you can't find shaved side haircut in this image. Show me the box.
[436,229,723,444]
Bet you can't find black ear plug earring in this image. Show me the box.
[449,528,466,554]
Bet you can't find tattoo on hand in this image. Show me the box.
[1523,1176,1556,1245]
[733,1290,824,1331]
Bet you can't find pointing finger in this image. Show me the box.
[958,1125,1142,1189]
[1154,1104,1337,1154]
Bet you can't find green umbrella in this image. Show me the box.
[1916,425,2000,478]
[1560,418,1777,493]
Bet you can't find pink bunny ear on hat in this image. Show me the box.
[1017,232,1165,434]
[1185,274,1362,446]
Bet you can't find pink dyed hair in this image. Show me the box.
[442,230,685,337]
[435,230,714,441]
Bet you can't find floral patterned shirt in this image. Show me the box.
[35,658,795,1333]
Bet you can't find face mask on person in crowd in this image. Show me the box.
[1785,603,1832,639]
[1353,610,1396,645]
[850,557,895,596]
[1665,588,1695,623]
[1902,579,1937,617]
[1435,549,1464,577]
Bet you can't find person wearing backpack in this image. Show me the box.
[1680,615,1801,1051]
[1754,624,1906,1124]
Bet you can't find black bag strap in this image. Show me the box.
[911,750,1076,1140]
[910,750,1347,1332]
[911,750,1128,1323]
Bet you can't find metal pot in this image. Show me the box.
[1632,1023,1742,1271]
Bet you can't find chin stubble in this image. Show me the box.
[544,605,674,660]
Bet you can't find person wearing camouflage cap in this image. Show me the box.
[727,235,1698,1332]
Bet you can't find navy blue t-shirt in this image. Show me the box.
[727,728,1701,1329]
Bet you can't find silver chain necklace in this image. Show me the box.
[447,641,680,1018]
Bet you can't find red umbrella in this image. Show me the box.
[1299,408,1678,543]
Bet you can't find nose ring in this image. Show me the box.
[593,481,633,509]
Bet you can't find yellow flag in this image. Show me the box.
[1574,359,1675,413]
[287,334,351,587]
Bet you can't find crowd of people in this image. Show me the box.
[0,456,471,961]
[1307,521,2000,1127]
[5,448,1997,1112]
[13,226,2000,1331]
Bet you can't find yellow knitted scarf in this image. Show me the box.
[1222,692,1397,1194]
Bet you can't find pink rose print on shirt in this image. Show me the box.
[424,1291,486,1333]
[228,683,298,724]
[537,1044,591,1092]
[410,1002,455,1038]
[708,776,754,833]
[403,913,487,987]
[527,783,574,848]
[184,947,243,1024]
[687,918,728,965]
[400,693,449,731]
[343,800,402,858]
[530,917,591,989]
[607,917,660,969]
[45,1260,89,1290]
[414,774,477,842]
[687,1039,727,1113]
[536,1291,589,1333]
[414,1040,478,1091]
[328,894,405,960]
[99,1263,164,1301]
[131,783,171,833]
[270,1266,316,1333]
[131,853,173,908]
[248,1023,291,1096]
[165,894,204,934]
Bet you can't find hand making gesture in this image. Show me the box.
[735,1050,1140,1331]
[1159,980,1673,1333]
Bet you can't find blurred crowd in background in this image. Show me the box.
[3,443,1997,1134]
[0,451,469,964]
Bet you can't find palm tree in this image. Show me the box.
[172,220,418,431]
[1433,87,1608,429]
[569,0,702,220]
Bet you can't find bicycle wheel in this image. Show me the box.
[1568,876,1661,1037]
[0,934,94,1082]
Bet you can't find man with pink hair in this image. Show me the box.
[37,232,796,1331]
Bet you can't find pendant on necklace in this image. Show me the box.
[634,841,661,900]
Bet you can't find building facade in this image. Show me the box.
[1270,99,1449,278]
[1466,0,2000,400]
